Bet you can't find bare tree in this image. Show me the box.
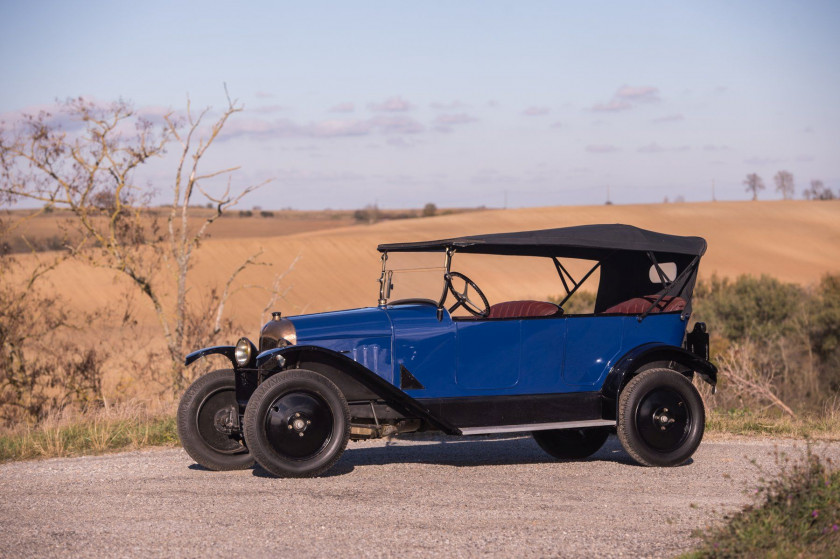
[773,170,795,200]
[743,173,765,201]
[803,179,835,201]
[0,92,273,389]
[0,213,109,422]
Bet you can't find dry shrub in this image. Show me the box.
[0,267,108,425]
[694,273,840,416]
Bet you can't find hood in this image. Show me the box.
[287,307,393,345]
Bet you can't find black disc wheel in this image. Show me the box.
[617,368,705,467]
[177,369,253,471]
[532,427,610,460]
[243,369,350,478]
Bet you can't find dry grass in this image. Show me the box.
[706,409,840,441]
[0,403,178,462]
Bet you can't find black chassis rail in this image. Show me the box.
[184,341,716,434]
[256,346,462,435]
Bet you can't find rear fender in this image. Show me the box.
[601,342,717,419]
[256,345,461,435]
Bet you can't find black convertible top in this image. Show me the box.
[377,224,706,259]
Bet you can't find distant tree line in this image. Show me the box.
[353,202,439,224]
[744,171,836,201]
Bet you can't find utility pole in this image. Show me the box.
[712,179,716,202]
[503,190,508,210]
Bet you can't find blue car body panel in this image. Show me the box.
[287,307,395,384]
[284,304,688,400]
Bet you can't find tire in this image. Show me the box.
[533,427,610,460]
[617,368,705,467]
[177,369,254,471]
[243,369,350,478]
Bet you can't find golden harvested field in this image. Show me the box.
[9,199,840,399]
[22,199,840,329]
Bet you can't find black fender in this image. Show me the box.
[601,342,717,419]
[184,345,236,368]
[256,345,461,435]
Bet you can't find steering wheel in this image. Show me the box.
[446,272,490,317]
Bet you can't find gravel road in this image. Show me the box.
[1,435,837,558]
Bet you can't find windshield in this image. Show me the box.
[378,251,600,316]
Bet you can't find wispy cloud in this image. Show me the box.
[591,85,660,112]
[652,113,684,123]
[219,118,302,140]
[703,144,730,152]
[638,142,666,153]
[218,113,425,141]
[254,91,274,99]
[591,100,632,112]
[369,96,413,112]
[430,100,468,110]
[328,102,355,113]
[638,142,690,153]
[369,115,424,134]
[432,113,478,134]
[434,113,478,125]
[744,156,781,165]
[522,106,550,116]
[586,144,619,153]
[386,136,422,148]
[250,104,286,115]
[309,119,371,137]
[615,86,660,102]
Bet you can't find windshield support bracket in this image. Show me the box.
[436,247,455,321]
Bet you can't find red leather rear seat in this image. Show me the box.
[487,300,561,319]
[603,295,686,315]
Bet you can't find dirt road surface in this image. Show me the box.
[1,435,836,558]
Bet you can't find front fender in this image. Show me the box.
[184,345,236,368]
[601,342,717,418]
[257,345,461,435]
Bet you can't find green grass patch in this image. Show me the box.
[683,446,840,558]
[706,409,840,440]
[0,413,178,462]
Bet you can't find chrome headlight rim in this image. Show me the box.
[234,337,254,368]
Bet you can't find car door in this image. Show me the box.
[454,319,520,390]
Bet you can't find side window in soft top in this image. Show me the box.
[649,262,677,284]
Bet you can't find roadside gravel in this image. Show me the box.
[1,435,837,558]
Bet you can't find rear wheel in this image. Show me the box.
[617,368,705,467]
[177,369,253,471]
[532,427,610,460]
[243,369,350,478]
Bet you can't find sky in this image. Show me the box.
[1,1,838,209]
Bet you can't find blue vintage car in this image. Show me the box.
[177,224,716,477]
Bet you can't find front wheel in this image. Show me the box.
[533,427,610,460]
[177,369,254,471]
[617,368,705,467]
[243,369,350,478]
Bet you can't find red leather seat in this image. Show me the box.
[487,300,561,319]
[603,295,686,315]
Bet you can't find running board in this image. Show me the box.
[459,419,616,436]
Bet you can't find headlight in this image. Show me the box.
[234,338,253,367]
